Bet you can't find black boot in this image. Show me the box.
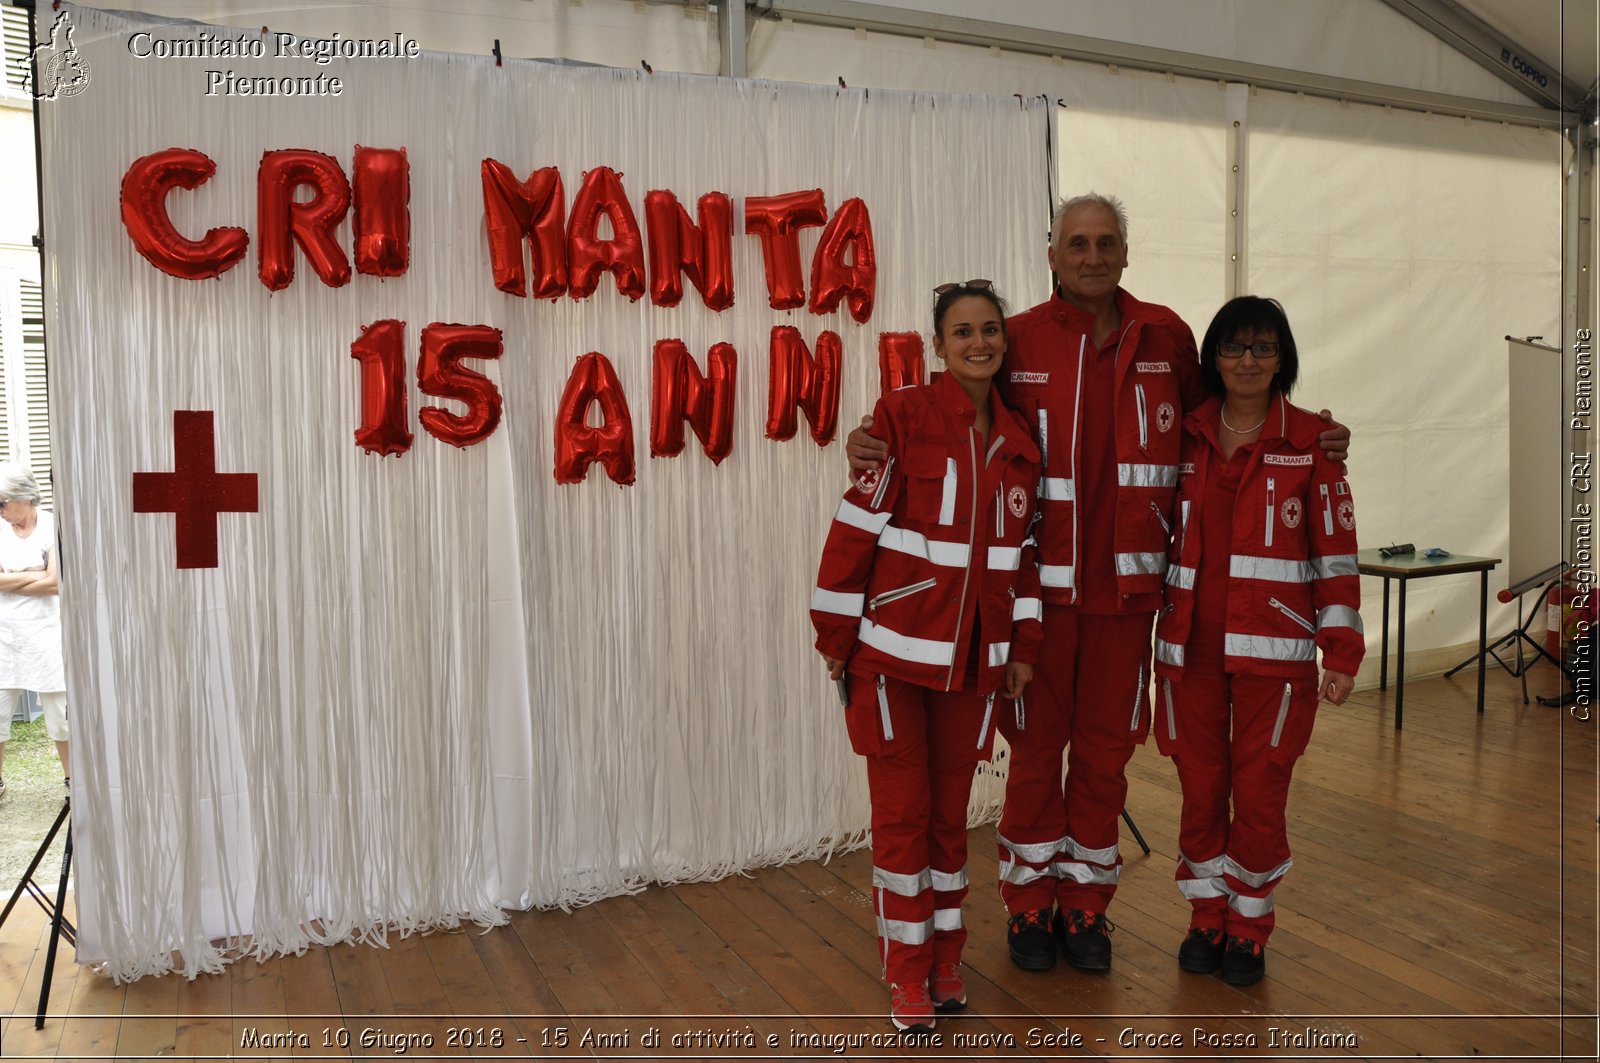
[1220,935,1266,986]
[1007,908,1057,970]
[1054,908,1113,971]
[1177,927,1225,973]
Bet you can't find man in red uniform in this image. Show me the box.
[849,193,1349,973]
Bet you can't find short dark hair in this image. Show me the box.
[1199,295,1300,399]
[933,282,1009,338]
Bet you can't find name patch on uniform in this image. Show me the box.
[1179,463,1195,475]
[1264,454,1313,466]
[1010,371,1049,384]
[1135,362,1170,373]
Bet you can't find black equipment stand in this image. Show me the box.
[1444,574,1570,705]
[1121,810,1150,856]
[0,796,75,1029]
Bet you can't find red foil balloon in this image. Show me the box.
[350,319,413,456]
[120,148,249,280]
[417,323,504,448]
[353,146,410,277]
[765,326,841,446]
[567,167,646,302]
[644,190,734,312]
[554,352,636,485]
[877,332,926,396]
[650,339,737,465]
[809,197,877,323]
[744,190,826,311]
[481,159,568,299]
[257,148,352,291]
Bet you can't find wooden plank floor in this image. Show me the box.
[2,665,1595,1061]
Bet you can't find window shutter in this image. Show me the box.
[2,6,30,93]
[19,280,50,509]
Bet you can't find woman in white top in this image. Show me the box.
[0,463,67,796]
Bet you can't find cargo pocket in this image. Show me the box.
[1266,678,1318,765]
[1153,676,1182,757]
[843,674,897,756]
[902,442,954,525]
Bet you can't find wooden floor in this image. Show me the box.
[2,664,1596,1061]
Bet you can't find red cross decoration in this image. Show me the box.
[132,410,259,569]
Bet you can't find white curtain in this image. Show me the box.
[40,4,1049,979]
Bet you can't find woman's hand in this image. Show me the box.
[1319,669,1355,705]
[1005,661,1034,700]
[846,416,889,473]
[821,653,846,680]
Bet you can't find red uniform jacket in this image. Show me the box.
[1154,395,1365,679]
[1001,288,1204,606]
[811,371,1043,694]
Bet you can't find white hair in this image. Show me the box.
[1051,192,1129,249]
[0,462,41,505]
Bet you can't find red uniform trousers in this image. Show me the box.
[1161,620,1318,945]
[995,607,1152,915]
[845,670,997,985]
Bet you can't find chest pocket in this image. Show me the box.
[902,442,957,526]
[1262,459,1315,547]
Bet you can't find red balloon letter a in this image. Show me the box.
[554,352,637,486]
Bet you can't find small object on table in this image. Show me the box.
[1424,547,1452,559]
[1379,543,1415,558]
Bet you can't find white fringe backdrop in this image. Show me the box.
[38,4,1050,979]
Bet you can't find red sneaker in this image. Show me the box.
[889,981,936,1032]
[929,963,967,1011]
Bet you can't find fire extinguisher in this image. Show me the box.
[1546,577,1581,656]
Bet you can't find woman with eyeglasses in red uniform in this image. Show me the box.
[1152,295,1364,986]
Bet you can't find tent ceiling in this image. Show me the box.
[1396,0,1596,110]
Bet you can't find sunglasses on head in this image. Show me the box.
[933,278,994,295]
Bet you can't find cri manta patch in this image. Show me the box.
[1264,453,1313,466]
[1009,371,1049,384]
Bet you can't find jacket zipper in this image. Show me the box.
[1319,482,1333,536]
[1014,692,1026,732]
[1149,500,1170,534]
[1135,382,1148,450]
[1179,499,1191,551]
[876,674,894,742]
[1129,664,1145,731]
[1269,682,1292,748]
[868,577,937,616]
[871,456,896,510]
[1269,596,1316,633]
[1265,477,1276,547]
[1163,677,1177,742]
[945,427,982,691]
[996,487,1005,539]
[978,692,995,749]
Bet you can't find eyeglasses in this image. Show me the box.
[1218,340,1281,359]
[933,279,994,295]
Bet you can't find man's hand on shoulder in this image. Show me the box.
[846,415,888,473]
[1316,409,1350,466]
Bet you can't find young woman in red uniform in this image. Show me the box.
[811,281,1042,1031]
[1152,296,1363,986]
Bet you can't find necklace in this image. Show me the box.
[1220,406,1267,434]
